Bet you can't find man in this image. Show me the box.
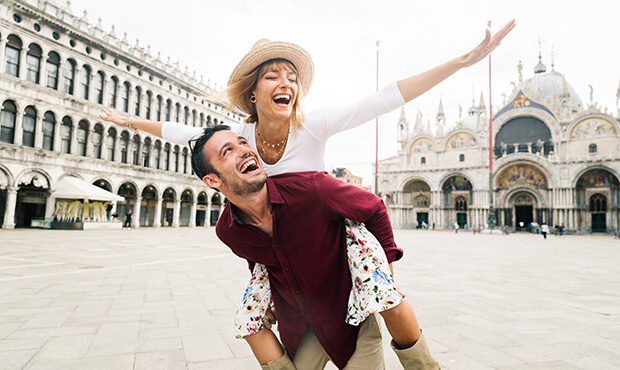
[190,125,437,369]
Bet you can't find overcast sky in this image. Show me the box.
[69,0,620,186]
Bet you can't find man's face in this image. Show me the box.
[202,130,267,196]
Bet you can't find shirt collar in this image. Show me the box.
[228,177,284,225]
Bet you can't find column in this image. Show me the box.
[172,199,180,228]
[14,110,23,146]
[113,131,121,162]
[153,198,162,228]
[85,128,94,157]
[57,60,65,93]
[69,121,77,154]
[189,200,197,227]
[133,196,141,229]
[45,194,55,221]
[205,201,212,227]
[2,187,18,229]
[0,38,6,69]
[39,55,48,87]
[18,49,27,79]
[52,120,61,153]
[86,70,93,102]
[34,115,43,148]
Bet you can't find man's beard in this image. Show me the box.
[229,177,266,196]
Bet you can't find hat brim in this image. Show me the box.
[228,40,314,115]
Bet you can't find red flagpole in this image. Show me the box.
[375,41,380,195]
[487,20,496,228]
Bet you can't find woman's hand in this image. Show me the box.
[99,108,127,127]
[460,19,516,68]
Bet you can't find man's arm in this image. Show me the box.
[314,172,402,262]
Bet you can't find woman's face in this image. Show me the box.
[253,62,298,125]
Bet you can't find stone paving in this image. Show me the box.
[0,227,619,369]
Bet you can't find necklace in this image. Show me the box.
[256,126,288,163]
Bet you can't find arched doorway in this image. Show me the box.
[179,189,193,227]
[196,192,208,226]
[510,192,536,231]
[161,188,176,227]
[15,172,49,228]
[210,193,222,226]
[141,185,157,227]
[589,193,607,232]
[402,180,431,228]
[117,182,137,225]
[575,168,619,233]
[441,175,472,229]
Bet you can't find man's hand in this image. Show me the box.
[263,305,277,330]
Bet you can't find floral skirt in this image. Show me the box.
[234,220,404,338]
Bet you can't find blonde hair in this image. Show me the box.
[226,59,305,130]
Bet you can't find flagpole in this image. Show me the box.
[487,20,497,230]
[374,40,380,195]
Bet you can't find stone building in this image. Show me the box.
[331,167,363,188]
[378,55,620,233]
[0,0,243,229]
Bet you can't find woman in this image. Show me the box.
[100,19,515,368]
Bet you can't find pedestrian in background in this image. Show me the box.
[124,209,133,230]
[541,222,549,239]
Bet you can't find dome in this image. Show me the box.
[512,67,583,119]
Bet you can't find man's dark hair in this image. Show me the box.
[189,125,231,180]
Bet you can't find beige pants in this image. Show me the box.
[261,314,384,370]
[261,315,440,369]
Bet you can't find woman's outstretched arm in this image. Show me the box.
[397,19,515,103]
[99,108,164,137]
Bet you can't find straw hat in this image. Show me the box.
[228,39,314,115]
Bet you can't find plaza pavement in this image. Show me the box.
[0,227,619,370]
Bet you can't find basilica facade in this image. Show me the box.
[378,56,620,233]
[0,0,242,229]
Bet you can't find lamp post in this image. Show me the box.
[487,21,497,230]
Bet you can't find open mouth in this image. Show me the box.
[240,158,260,174]
[273,94,291,106]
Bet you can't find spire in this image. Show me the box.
[436,99,445,136]
[414,111,423,133]
[437,99,445,117]
[397,108,408,143]
[534,39,546,74]
[478,93,486,108]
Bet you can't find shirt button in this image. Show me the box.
[274,244,279,248]
[298,333,302,337]
[304,310,308,314]
[285,268,290,272]
[295,290,299,294]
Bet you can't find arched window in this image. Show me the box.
[494,116,552,157]
[459,154,465,162]
[192,110,197,127]
[142,137,151,167]
[175,103,181,122]
[119,131,129,163]
[589,143,597,154]
[26,43,42,83]
[145,91,152,119]
[60,116,72,153]
[184,106,189,124]
[0,100,17,143]
[165,99,171,121]
[171,145,179,172]
[22,106,36,147]
[94,71,104,104]
[182,148,188,174]
[163,143,170,170]
[455,196,467,211]
[46,51,60,89]
[153,140,161,169]
[5,35,22,77]
[134,87,141,116]
[77,65,90,100]
[122,82,130,112]
[131,135,140,165]
[92,124,103,159]
[421,157,426,165]
[156,95,162,120]
[590,194,607,212]
[106,128,116,161]
[109,77,118,108]
[42,111,55,151]
[77,120,88,156]
[63,59,76,95]
[200,113,204,127]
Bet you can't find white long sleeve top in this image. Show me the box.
[162,82,405,177]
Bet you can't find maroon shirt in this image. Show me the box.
[216,171,403,369]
